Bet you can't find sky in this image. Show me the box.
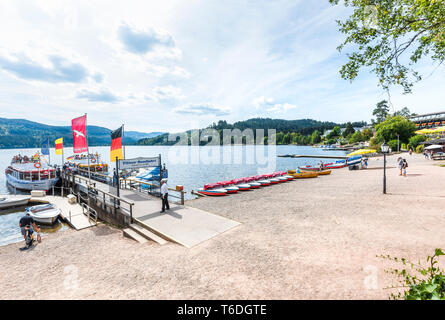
[0,0,444,133]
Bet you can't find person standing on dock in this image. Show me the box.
[160,179,170,213]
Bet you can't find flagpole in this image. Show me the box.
[48,137,51,166]
[85,113,91,185]
[122,124,126,159]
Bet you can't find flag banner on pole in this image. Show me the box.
[41,139,50,155]
[72,115,88,153]
[55,138,63,155]
[110,126,124,162]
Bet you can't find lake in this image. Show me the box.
[0,145,347,246]
[0,145,347,196]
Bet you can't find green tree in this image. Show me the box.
[374,115,417,144]
[349,130,364,143]
[330,0,445,93]
[327,126,341,139]
[362,128,374,140]
[311,130,321,144]
[409,134,427,148]
[394,107,412,118]
[342,122,355,137]
[373,100,390,124]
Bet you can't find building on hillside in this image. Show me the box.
[409,111,445,129]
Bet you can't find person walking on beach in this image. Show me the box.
[397,157,404,176]
[160,179,170,213]
[409,148,413,156]
[402,158,408,176]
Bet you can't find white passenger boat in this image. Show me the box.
[0,195,31,209]
[26,203,61,225]
[66,153,109,173]
[5,157,58,191]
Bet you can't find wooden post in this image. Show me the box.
[180,191,184,205]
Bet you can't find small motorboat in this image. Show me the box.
[324,163,347,169]
[0,195,31,209]
[293,172,319,179]
[26,203,61,225]
[197,188,227,196]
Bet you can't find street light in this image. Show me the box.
[381,142,390,194]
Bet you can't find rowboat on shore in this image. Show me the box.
[216,181,239,194]
[299,168,332,175]
[198,183,228,196]
[293,172,319,179]
[26,203,61,225]
[0,195,31,209]
[197,188,227,196]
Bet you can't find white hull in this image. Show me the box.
[27,204,61,225]
[6,174,58,191]
[0,195,31,209]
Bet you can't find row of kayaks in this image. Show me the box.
[197,169,332,196]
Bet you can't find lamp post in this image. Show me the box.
[381,142,390,194]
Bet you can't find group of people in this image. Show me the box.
[12,154,36,164]
[397,157,408,176]
[423,149,434,160]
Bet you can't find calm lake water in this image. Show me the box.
[0,145,347,195]
[0,145,346,247]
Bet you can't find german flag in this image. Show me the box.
[110,126,124,162]
[55,138,63,155]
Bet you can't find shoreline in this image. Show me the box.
[1,153,444,299]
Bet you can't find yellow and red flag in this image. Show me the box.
[110,126,124,162]
[55,138,63,155]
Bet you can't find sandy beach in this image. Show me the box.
[1,153,444,300]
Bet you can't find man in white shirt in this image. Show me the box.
[160,179,170,213]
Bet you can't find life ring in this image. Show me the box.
[91,158,96,163]
[34,162,41,169]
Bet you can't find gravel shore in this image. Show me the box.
[1,153,444,299]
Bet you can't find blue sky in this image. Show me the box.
[0,0,444,132]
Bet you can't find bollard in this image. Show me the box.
[69,210,71,222]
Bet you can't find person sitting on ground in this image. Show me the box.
[19,213,40,248]
[397,157,403,176]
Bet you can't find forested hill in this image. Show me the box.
[137,118,367,146]
[0,118,163,149]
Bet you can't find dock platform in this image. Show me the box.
[30,195,96,230]
[78,177,240,247]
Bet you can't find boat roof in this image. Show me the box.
[9,162,55,172]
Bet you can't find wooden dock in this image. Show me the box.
[30,195,96,230]
[78,177,240,247]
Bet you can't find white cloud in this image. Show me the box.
[253,96,297,113]
[173,103,230,116]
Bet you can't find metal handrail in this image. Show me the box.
[121,178,186,205]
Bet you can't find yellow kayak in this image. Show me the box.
[293,172,319,179]
[299,168,332,175]
[288,169,296,174]
[318,170,331,176]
